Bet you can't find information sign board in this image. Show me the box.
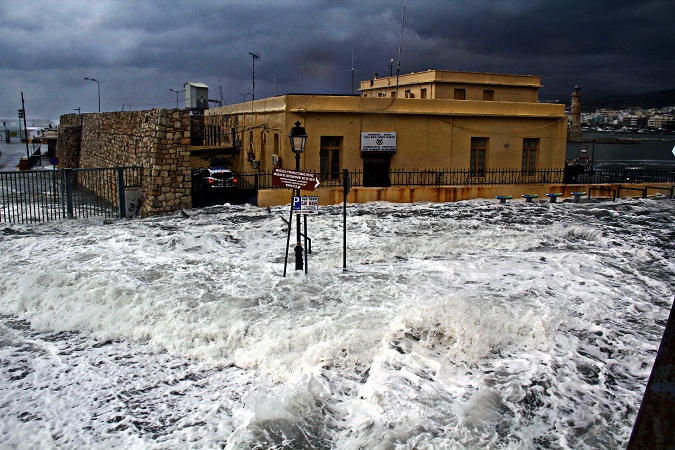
[292,196,319,214]
[272,168,320,191]
[361,132,396,152]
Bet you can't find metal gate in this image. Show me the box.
[0,167,142,224]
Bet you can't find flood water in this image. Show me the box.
[1,197,673,449]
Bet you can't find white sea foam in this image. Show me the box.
[0,198,673,449]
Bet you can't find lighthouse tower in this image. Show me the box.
[570,85,582,142]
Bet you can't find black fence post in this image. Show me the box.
[64,169,74,219]
[118,167,126,219]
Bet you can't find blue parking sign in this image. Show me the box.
[292,196,302,211]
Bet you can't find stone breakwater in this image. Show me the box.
[58,109,193,217]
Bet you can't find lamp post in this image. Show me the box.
[289,121,307,271]
[591,139,596,169]
[169,88,185,109]
[84,77,100,112]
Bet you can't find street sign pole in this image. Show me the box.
[274,168,321,276]
[294,192,303,271]
[343,169,351,271]
[304,214,308,274]
[283,192,295,277]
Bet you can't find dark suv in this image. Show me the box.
[192,167,238,189]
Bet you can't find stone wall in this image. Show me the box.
[56,114,82,168]
[56,109,193,217]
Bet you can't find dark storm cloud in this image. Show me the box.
[1,0,673,123]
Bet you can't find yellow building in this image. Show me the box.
[200,70,566,188]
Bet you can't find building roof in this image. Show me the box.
[360,69,543,91]
[184,82,209,89]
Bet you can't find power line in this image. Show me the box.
[256,77,350,95]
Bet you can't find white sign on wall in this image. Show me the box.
[361,132,396,152]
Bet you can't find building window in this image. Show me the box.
[405,89,413,98]
[420,88,427,99]
[470,137,488,177]
[391,91,397,98]
[320,136,342,181]
[522,138,539,175]
[483,89,494,101]
[454,88,466,100]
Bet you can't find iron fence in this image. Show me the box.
[238,166,675,190]
[0,167,142,224]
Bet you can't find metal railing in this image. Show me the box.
[237,166,675,190]
[0,167,142,224]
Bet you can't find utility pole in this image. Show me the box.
[395,0,406,97]
[349,50,361,95]
[249,52,260,101]
[21,92,29,159]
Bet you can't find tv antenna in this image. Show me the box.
[249,52,260,101]
[396,0,406,95]
[348,50,361,95]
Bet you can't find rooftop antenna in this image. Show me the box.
[349,50,361,95]
[396,0,406,96]
[249,52,260,101]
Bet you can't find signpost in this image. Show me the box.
[293,195,319,214]
[272,168,320,191]
[278,169,320,277]
[343,169,350,271]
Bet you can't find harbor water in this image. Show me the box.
[565,133,675,167]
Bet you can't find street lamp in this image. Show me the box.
[169,88,185,109]
[289,121,307,271]
[84,77,100,112]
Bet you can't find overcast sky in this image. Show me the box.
[1,0,674,124]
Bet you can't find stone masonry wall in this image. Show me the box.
[56,109,192,217]
[56,114,82,168]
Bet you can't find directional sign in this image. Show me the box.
[292,196,319,214]
[272,168,320,191]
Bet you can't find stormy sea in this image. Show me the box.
[1,195,673,449]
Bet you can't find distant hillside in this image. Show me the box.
[580,89,675,112]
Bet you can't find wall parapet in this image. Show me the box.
[56,109,193,217]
